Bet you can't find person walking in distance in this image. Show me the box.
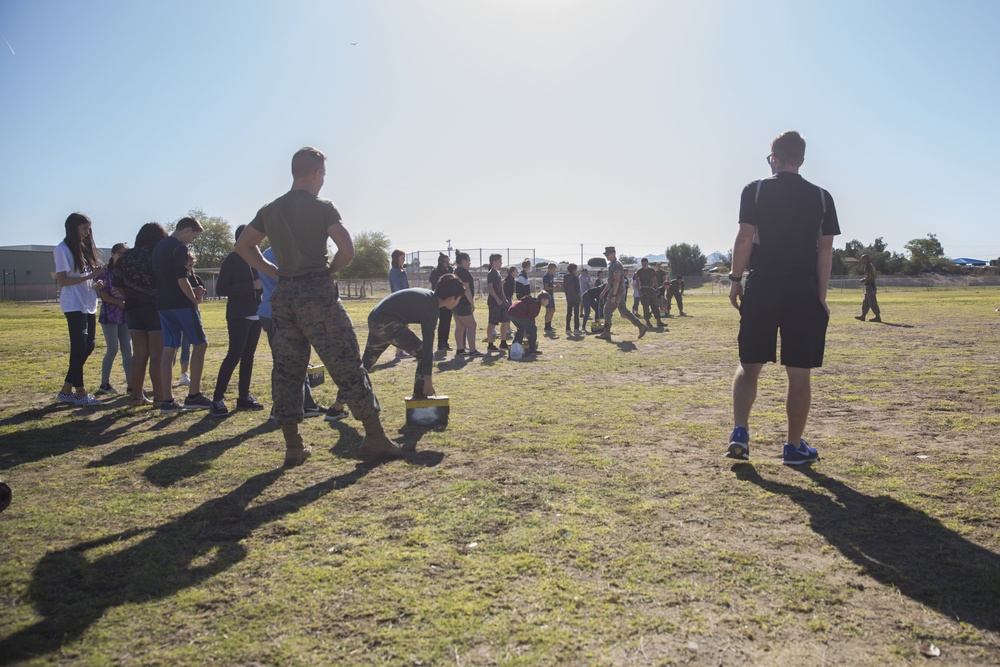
[855,254,881,322]
[596,246,648,341]
[236,146,402,465]
[635,258,664,328]
[726,131,840,466]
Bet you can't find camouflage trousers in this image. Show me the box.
[861,284,880,317]
[604,295,644,333]
[336,317,425,404]
[639,287,661,323]
[270,277,380,424]
[665,290,683,314]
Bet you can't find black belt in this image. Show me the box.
[279,270,332,283]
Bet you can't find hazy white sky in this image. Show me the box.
[1,0,998,263]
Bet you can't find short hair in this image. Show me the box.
[175,216,203,233]
[567,263,577,272]
[433,273,465,300]
[234,224,246,242]
[489,253,502,263]
[507,266,518,275]
[135,222,168,249]
[641,258,649,264]
[771,131,806,164]
[292,146,326,178]
[391,249,406,266]
[538,291,551,303]
[521,258,532,268]
[547,263,556,269]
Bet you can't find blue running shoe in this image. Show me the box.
[782,440,819,466]
[727,426,750,460]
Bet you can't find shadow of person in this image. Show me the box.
[324,420,445,466]
[616,341,638,352]
[141,421,280,487]
[733,464,1000,632]
[85,414,229,470]
[0,463,384,664]
[877,321,914,328]
[1,410,161,472]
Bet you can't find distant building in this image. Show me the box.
[0,245,111,301]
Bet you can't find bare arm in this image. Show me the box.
[235,226,279,280]
[816,234,834,314]
[56,271,96,287]
[728,223,755,310]
[177,277,200,307]
[328,224,355,273]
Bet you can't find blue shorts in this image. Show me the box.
[159,307,207,348]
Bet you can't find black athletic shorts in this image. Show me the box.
[125,303,162,332]
[737,277,829,368]
[488,300,509,325]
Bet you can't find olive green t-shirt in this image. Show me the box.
[862,263,877,285]
[248,190,342,277]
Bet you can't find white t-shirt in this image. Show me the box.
[54,242,98,314]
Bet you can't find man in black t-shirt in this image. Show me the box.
[726,131,841,466]
[153,216,210,413]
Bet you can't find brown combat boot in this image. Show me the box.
[281,426,312,467]
[359,418,403,459]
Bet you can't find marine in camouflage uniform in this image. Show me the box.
[237,146,401,465]
[597,246,647,340]
[855,254,881,322]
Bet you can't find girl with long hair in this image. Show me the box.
[428,253,454,351]
[54,213,103,406]
[452,250,482,357]
[114,222,168,406]
[95,242,133,395]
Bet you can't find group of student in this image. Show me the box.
[54,214,269,417]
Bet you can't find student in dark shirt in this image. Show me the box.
[327,276,466,413]
[429,253,454,351]
[507,292,550,356]
[453,250,481,357]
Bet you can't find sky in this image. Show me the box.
[1,0,998,264]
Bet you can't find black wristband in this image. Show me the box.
[728,273,742,282]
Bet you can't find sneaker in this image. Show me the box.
[56,391,76,404]
[466,350,484,358]
[637,323,648,339]
[178,372,190,386]
[565,328,572,333]
[574,329,583,334]
[160,399,183,414]
[325,406,349,422]
[95,383,118,396]
[437,344,453,351]
[782,440,819,466]
[183,392,212,410]
[487,344,500,352]
[304,405,327,418]
[236,395,265,411]
[74,394,101,407]
[395,351,412,359]
[726,427,750,460]
[499,342,509,350]
[854,315,865,321]
[455,348,467,357]
[210,399,229,418]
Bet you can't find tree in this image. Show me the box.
[620,254,638,265]
[665,243,707,276]
[338,230,390,279]
[904,233,946,273]
[168,209,233,268]
[844,239,864,258]
[587,257,607,268]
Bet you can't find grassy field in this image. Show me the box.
[1,287,999,666]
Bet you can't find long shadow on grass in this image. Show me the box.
[0,461,395,664]
[0,409,160,471]
[734,464,1000,631]
[85,414,228,470]
[141,421,280,487]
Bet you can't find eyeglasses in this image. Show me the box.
[765,154,776,166]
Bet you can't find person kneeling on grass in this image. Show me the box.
[327,275,466,417]
[507,291,550,356]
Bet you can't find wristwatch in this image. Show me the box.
[728,273,742,282]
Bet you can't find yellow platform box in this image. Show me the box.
[307,364,325,387]
[405,395,450,427]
